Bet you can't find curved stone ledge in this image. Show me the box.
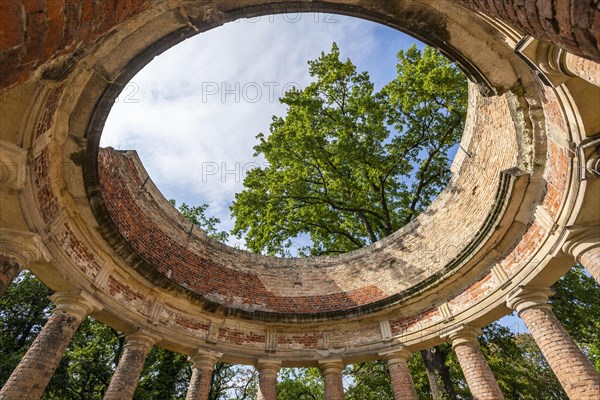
[1,0,597,365]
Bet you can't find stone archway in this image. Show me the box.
[1,1,599,399]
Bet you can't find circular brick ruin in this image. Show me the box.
[1,1,599,399]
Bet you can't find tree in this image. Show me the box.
[0,271,52,384]
[231,43,467,399]
[550,264,600,371]
[0,202,242,400]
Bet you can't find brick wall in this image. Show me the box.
[0,0,156,90]
[1,1,598,92]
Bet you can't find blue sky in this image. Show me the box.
[102,13,526,333]
[102,14,419,234]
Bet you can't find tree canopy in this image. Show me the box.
[231,43,467,257]
[1,43,598,400]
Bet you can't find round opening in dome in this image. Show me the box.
[101,13,468,258]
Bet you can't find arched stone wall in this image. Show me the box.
[1,1,599,398]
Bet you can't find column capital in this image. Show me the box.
[124,330,160,350]
[506,286,554,315]
[190,349,221,368]
[379,347,413,365]
[0,235,45,265]
[318,359,344,375]
[562,231,600,262]
[441,324,482,348]
[255,359,281,376]
[50,290,103,319]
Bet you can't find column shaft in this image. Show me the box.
[103,332,155,400]
[320,361,344,400]
[383,351,418,400]
[580,246,600,284]
[257,373,278,400]
[454,343,505,400]
[444,326,505,400]
[186,352,220,400]
[520,306,600,399]
[0,292,95,400]
[186,365,214,400]
[565,53,600,87]
[256,361,280,400]
[0,254,23,296]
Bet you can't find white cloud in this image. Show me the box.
[102,13,415,235]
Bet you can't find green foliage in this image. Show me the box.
[43,318,122,400]
[476,323,567,400]
[550,264,600,371]
[169,200,229,243]
[277,368,324,400]
[135,348,192,400]
[344,362,393,400]
[209,363,257,400]
[0,271,52,385]
[231,43,467,256]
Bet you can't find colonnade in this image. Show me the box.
[1,245,599,400]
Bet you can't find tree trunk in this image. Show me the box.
[421,346,456,399]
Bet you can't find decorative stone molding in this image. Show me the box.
[318,359,345,375]
[0,230,50,265]
[379,320,393,342]
[577,137,600,180]
[441,324,482,348]
[561,225,600,264]
[514,36,600,88]
[189,349,221,368]
[265,327,277,352]
[1,0,599,384]
[438,302,454,322]
[206,321,220,344]
[49,290,103,319]
[124,330,160,351]
[380,347,413,365]
[491,263,511,289]
[506,286,554,315]
[0,140,27,190]
[255,359,281,376]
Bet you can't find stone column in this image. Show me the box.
[380,349,418,400]
[319,359,345,400]
[563,53,600,87]
[256,360,281,400]
[442,325,505,400]
[507,287,600,400]
[0,236,41,297]
[186,351,220,400]
[563,234,600,284]
[0,254,23,296]
[0,291,98,400]
[580,246,600,284]
[103,331,157,400]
